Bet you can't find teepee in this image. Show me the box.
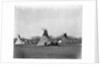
[15,35,25,45]
[37,29,51,46]
[59,33,69,46]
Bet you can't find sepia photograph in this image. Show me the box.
[14,5,82,59]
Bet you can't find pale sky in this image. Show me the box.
[15,6,82,38]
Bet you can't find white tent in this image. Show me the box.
[37,36,51,46]
[15,36,25,45]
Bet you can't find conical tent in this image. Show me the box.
[15,35,25,45]
[58,33,69,46]
[60,37,69,45]
[37,36,51,46]
[37,29,51,46]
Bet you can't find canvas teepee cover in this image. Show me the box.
[59,33,69,46]
[37,36,51,46]
[37,29,51,46]
[15,35,25,45]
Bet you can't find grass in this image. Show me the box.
[14,44,81,59]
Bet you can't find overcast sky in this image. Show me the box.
[15,6,82,38]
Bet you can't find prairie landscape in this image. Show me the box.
[14,6,82,59]
[14,43,81,59]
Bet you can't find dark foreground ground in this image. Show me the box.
[14,44,81,59]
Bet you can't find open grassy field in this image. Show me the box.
[14,44,81,59]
